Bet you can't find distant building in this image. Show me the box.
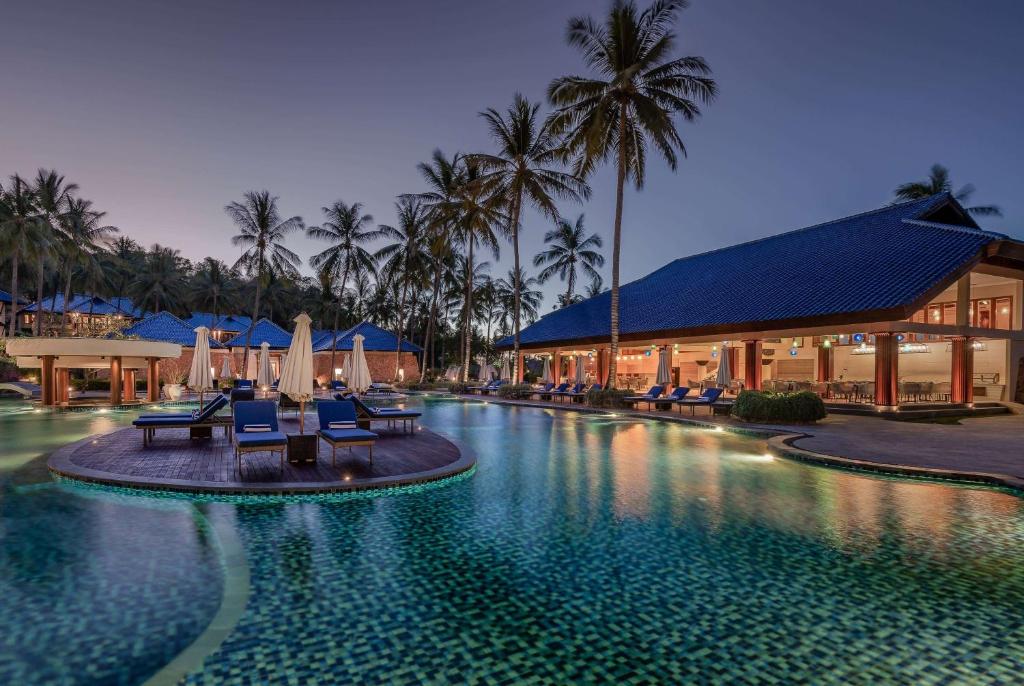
[18,294,143,336]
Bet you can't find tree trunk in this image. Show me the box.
[61,269,73,334]
[509,191,523,382]
[419,257,443,382]
[461,238,474,382]
[393,277,409,381]
[243,255,264,379]
[35,254,44,336]
[607,107,628,389]
[329,261,351,383]
[7,248,18,337]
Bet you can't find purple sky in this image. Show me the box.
[4,0,1022,309]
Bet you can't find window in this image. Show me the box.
[995,297,1012,329]
[914,297,1014,330]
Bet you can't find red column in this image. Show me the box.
[41,355,55,406]
[727,346,739,385]
[110,356,122,406]
[873,333,899,407]
[950,336,974,405]
[147,357,160,402]
[516,351,524,383]
[743,340,762,391]
[554,352,562,383]
[56,368,69,404]
[816,344,833,382]
[123,369,136,401]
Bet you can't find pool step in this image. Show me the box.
[825,401,1010,421]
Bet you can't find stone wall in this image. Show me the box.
[313,351,420,385]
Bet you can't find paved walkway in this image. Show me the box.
[458,394,1024,487]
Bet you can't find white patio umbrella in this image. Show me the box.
[188,326,214,407]
[541,356,552,383]
[716,344,731,389]
[219,354,232,380]
[257,341,273,394]
[278,352,287,378]
[349,334,372,393]
[245,351,257,381]
[500,355,510,381]
[341,353,352,384]
[445,365,459,382]
[656,346,672,387]
[279,313,315,433]
[574,356,585,385]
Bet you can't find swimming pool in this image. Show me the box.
[2,397,1023,684]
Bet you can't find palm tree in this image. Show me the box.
[533,214,604,306]
[58,198,118,333]
[0,175,43,336]
[585,273,605,298]
[226,191,303,373]
[130,244,187,313]
[893,164,1001,217]
[548,0,716,386]
[103,236,145,308]
[191,257,235,326]
[375,198,430,380]
[33,170,77,335]
[472,94,589,380]
[495,268,542,335]
[306,200,379,381]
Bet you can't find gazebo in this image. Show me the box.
[6,337,182,406]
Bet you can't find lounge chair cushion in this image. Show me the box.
[133,416,198,428]
[235,431,287,448]
[319,428,378,443]
[243,424,273,432]
[328,421,357,429]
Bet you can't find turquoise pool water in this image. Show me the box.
[2,397,1023,684]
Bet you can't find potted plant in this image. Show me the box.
[160,357,190,400]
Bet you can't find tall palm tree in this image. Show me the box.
[548,0,716,386]
[58,198,118,333]
[585,273,605,298]
[533,214,604,306]
[495,268,542,335]
[130,244,187,313]
[0,175,43,336]
[375,198,430,380]
[893,164,1001,217]
[472,94,589,380]
[411,150,461,381]
[226,191,303,373]
[306,200,379,380]
[103,236,145,308]
[33,170,77,335]
[191,257,236,325]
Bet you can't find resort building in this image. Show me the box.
[122,311,225,386]
[310,321,423,383]
[500,193,1024,408]
[17,293,143,336]
[184,312,253,344]
[0,289,13,335]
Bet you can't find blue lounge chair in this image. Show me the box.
[654,386,691,410]
[317,400,378,465]
[132,394,230,446]
[625,385,664,410]
[675,387,724,415]
[468,379,502,394]
[565,383,600,403]
[330,380,348,391]
[334,393,422,433]
[540,382,569,401]
[552,383,585,403]
[530,383,555,399]
[234,379,254,389]
[233,401,288,473]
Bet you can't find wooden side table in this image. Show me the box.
[287,433,318,464]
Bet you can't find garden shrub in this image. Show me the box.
[448,382,469,394]
[496,383,534,399]
[731,390,827,423]
[585,387,633,408]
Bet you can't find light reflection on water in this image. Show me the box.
[1,396,1023,684]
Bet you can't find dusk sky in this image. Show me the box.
[3,0,1022,308]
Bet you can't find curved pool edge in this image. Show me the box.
[142,506,252,686]
[461,395,1024,494]
[46,427,478,497]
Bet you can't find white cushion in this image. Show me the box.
[243,424,272,432]
[328,421,357,429]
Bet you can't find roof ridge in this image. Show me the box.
[900,218,1007,240]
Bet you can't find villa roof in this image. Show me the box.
[223,318,293,349]
[498,193,1018,349]
[311,321,423,353]
[185,312,252,332]
[0,290,11,304]
[122,311,223,348]
[20,293,142,318]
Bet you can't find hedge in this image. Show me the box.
[496,383,534,399]
[585,387,634,408]
[731,390,827,423]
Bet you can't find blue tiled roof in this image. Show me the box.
[21,293,141,317]
[499,194,1008,349]
[223,318,293,349]
[122,311,223,347]
[0,290,11,304]
[312,321,423,353]
[186,312,252,332]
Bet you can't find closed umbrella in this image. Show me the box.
[279,313,315,433]
[716,344,731,389]
[574,356,585,385]
[349,334,372,393]
[656,346,671,387]
[257,341,273,394]
[341,353,352,384]
[188,326,214,408]
[219,355,232,380]
[245,351,257,381]
[541,356,552,383]
[500,356,510,382]
[278,353,287,379]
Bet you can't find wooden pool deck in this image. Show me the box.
[47,415,474,495]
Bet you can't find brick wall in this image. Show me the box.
[159,349,420,385]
